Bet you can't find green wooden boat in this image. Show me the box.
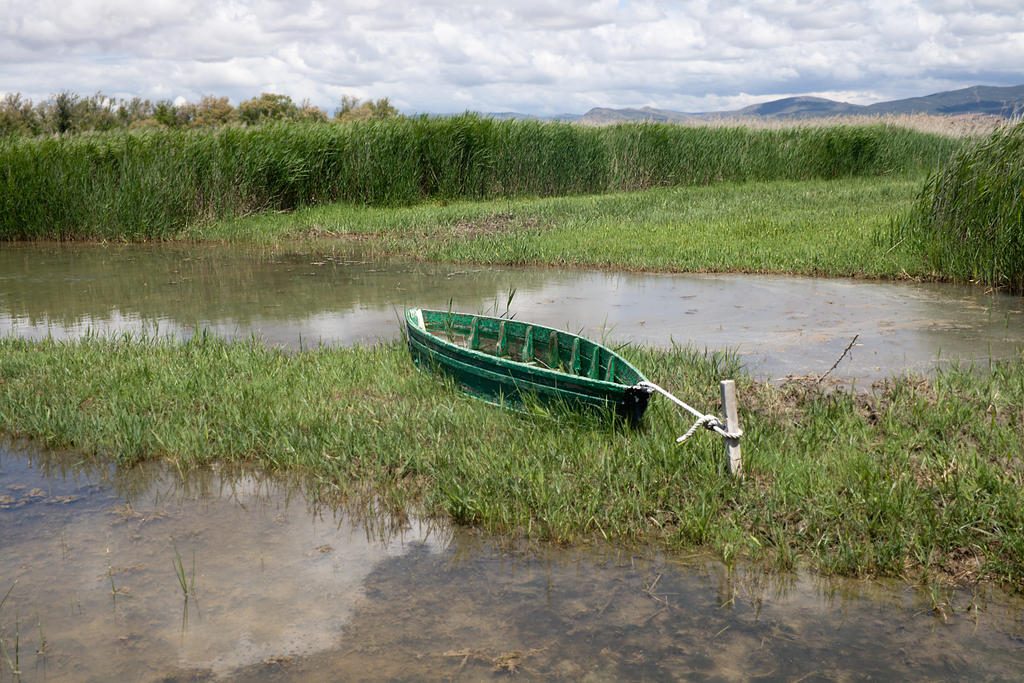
[405,307,654,424]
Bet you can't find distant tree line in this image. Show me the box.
[0,91,399,137]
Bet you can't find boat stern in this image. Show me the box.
[620,382,654,427]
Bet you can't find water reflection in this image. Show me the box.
[0,439,448,680]
[2,440,1023,680]
[2,242,1023,383]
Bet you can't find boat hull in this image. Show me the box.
[405,308,652,425]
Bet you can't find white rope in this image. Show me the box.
[637,381,743,442]
[675,414,723,442]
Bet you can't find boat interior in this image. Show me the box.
[421,310,636,385]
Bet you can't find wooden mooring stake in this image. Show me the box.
[643,378,743,477]
[720,380,741,476]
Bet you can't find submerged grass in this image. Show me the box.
[1,117,957,241]
[1,333,1021,590]
[0,582,18,677]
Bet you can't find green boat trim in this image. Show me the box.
[405,307,653,424]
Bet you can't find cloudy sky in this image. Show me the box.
[3,0,1023,115]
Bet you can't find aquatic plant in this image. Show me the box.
[0,583,18,677]
[171,538,197,600]
[0,117,958,241]
[888,121,1024,292]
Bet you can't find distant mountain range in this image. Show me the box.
[487,84,1024,123]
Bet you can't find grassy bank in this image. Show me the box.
[1,334,1021,589]
[1,117,957,241]
[207,175,929,279]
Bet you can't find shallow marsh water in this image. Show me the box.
[2,440,1023,681]
[3,243,1024,679]
[2,243,1023,384]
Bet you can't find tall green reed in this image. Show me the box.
[1,117,958,241]
[886,121,1024,292]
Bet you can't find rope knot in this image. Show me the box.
[637,381,742,443]
[676,414,722,443]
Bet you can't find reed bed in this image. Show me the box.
[1,333,1022,589]
[887,121,1024,292]
[0,116,958,241]
[647,113,1011,138]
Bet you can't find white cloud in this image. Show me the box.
[1,0,1022,114]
